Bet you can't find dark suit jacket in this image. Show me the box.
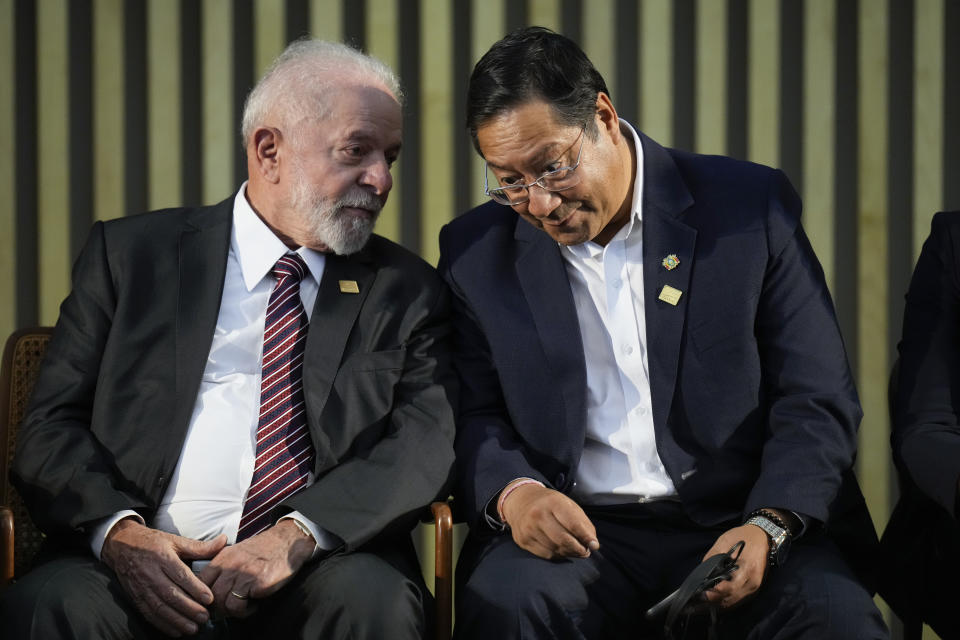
[12,196,456,554]
[882,210,960,636]
[893,210,960,513]
[438,132,874,571]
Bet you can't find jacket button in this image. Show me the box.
[156,476,165,487]
[556,473,566,487]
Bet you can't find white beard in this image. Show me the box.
[291,179,383,255]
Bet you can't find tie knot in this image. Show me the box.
[273,253,308,283]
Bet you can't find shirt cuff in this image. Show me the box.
[90,510,145,560]
[278,512,340,559]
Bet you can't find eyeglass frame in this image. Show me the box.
[483,125,586,206]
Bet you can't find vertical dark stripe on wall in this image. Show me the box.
[833,0,859,369]
[561,0,583,46]
[285,0,311,43]
[343,0,365,51]
[124,0,148,216]
[14,0,38,326]
[505,1,527,32]
[779,0,803,192]
[398,0,421,253]
[614,0,639,124]
[181,0,203,206]
[68,0,93,258]
[233,0,254,188]
[944,0,960,211]
[887,0,914,349]
[452,0,473,218]
[672,0,695,151]
[726,0,748,160]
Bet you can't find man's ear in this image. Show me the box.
[251,126,282,183]
[595,92,621,142]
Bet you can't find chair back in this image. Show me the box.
[0,327,53,579]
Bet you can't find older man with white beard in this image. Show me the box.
[1,40,456,640]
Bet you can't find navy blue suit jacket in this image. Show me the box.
[893,211,960,514]
[439,133,874,561]
[879,211,960,635]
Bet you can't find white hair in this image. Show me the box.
[240,39,403,146]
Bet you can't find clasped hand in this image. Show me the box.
[101,518,315,637]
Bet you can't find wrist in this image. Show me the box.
[497,478,545,525]
[100,517,142,567]
[745,510,792,567]
[753,508,800,536]
[277,519,318,562]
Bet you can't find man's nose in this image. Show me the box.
[361,156,393,195]
[524,184,561,218]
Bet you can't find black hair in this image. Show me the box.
[466,26,609,154]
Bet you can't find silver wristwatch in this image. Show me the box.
[745,514,791,566]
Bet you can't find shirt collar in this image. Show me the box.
[231,182,326,292]
[564,119,645,260]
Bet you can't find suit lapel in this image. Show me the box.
[515,221,587,469]
[639,134,696,434]
[174,199,233,439]
[301,249,376,466]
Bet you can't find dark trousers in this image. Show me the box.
[454,502,888,640]
[0,541,431,640]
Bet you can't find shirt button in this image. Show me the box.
[622,345,634,355]
[613,279,623,289]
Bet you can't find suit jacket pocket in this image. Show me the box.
[324,349,406,451]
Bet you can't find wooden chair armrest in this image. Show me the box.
[431,500,453,640]
[0,505,13,587]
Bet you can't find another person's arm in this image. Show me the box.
[893,211,960,516]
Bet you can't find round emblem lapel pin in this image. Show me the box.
[662,254,680,271]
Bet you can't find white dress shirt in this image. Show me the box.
[91,185,337,557]
[561,121,678,505]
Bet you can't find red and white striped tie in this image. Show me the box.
[237,253,314,541]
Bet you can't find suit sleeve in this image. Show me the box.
[745,170,862,523]
[283,280,458,551]
[12,222,149,540]
[437,227,552,531]
[893,212,960,517]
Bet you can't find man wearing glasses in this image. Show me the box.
[438,27,886,639]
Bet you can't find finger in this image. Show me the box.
[248,573,294,600]
[222,587,252,618]
[196,561,223,590]
[552,505,598,551]
[160,562,216,619]
[136,593,199,637]
[518,514,586,558]
[512,529,556,560]
[148,574,210,628]
[177,533,228,561]
[550,527,590,558]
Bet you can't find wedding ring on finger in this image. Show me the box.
[229,591,249,600]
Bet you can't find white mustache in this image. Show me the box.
[336,191,383,214]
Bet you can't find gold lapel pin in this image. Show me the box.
[662,254,680,270]
[658,285,683,306]
[338,280,360,294]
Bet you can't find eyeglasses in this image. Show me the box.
[484,126,585,206]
